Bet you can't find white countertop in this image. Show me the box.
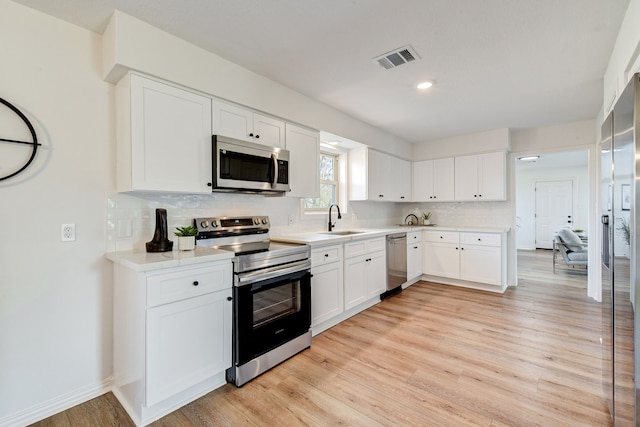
[272,225,510,246]
[106,247,234,272]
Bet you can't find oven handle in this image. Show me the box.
[236,259,311,286]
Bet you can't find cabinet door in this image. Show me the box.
[311,261,344,327]
[367,251,387,298]
[477,152,506,200]
[130,75,212,193]
[367,150,390,200]
[285,124,320,198]
[454,155,479,201]
[146,289,232,406]
[459,245,501,285]
[391,157,411,201]
[423,241,459,279]
[433,157,455,201]
[407,243,423,280]
[253,113,285,148]
[344,257,367,309]
[211,100,253,143]
[412,160,435,201]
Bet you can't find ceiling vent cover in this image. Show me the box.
[373,45,420,70]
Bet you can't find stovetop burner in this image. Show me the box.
[194,215,310,274]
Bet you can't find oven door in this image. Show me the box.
[233,263,311,366]
[212,135,289,193]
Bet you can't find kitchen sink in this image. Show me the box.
[321,230,366,236]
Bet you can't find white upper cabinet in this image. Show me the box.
[366,149,390,200]
[117,73,213,193]
[454,151,506,201]
[285,124,320,198]
[212,100,285,148]
[412,158,455,202]
[349,147,411,202]
[391,156,412,201]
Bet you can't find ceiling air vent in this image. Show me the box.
[373,45,420,70]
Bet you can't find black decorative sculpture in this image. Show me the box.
[146,208,173,252]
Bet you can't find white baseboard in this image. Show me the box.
[0,377,112,427]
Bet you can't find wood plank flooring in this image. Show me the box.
[31,250,612,426]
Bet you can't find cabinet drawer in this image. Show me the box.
[344,237,385,258]
[147,262,232,307]
[311,244,343,265]
[460,233,501,247]
[407,231,422,243]
[423,230,459,244]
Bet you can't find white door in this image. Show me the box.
[535,180,573,249]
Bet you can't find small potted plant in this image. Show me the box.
[174,225,198,251]
[422,212,432,225]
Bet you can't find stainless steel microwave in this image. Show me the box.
[212,135,290,195]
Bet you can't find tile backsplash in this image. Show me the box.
[106,193,404,252]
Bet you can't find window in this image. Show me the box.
[304,152,339,210]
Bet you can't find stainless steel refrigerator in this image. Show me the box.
[601,73,639,426]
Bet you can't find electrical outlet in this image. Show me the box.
[61,224,76,241]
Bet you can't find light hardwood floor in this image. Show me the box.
[32,250,611,426]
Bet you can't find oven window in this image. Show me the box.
[253,282,300,328]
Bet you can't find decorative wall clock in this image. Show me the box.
[0,97,40,182]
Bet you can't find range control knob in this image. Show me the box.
[261,218,268,224]
[253,218,260,225]
[200,220,209,228]
[211,220,218,228]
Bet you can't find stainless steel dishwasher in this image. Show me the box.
[382,232,407,299]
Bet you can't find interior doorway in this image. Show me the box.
[534,179,574,249]
[514,149,591,291]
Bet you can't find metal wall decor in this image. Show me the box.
[0,97,40,181]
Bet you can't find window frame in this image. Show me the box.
[302,148,347,215]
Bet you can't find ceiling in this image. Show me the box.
[12,0,630,143]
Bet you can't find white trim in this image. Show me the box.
[0,378,112,427]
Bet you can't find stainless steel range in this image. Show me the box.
[195,216,311,387]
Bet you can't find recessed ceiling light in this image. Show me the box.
[518,156,540,162]
[417,81,433,90]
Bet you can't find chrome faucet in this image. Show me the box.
[404,213,419,225]
[328,204,342,232]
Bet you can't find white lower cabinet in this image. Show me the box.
[406,231,423,282]
[112,260,232,426]
[146,291,231,406]
[310,245,344,330]
[423,230,507,292]
[344,237,386,309]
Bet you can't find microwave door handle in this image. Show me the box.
[270,153,278,188]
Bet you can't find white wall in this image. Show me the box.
[511,119,596,153]
[0,1,114,424]
[413,128,510,160]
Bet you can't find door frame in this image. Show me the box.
[510,145,600,301]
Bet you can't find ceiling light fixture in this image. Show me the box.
[518,156,540,162]
[417,81,433,90]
